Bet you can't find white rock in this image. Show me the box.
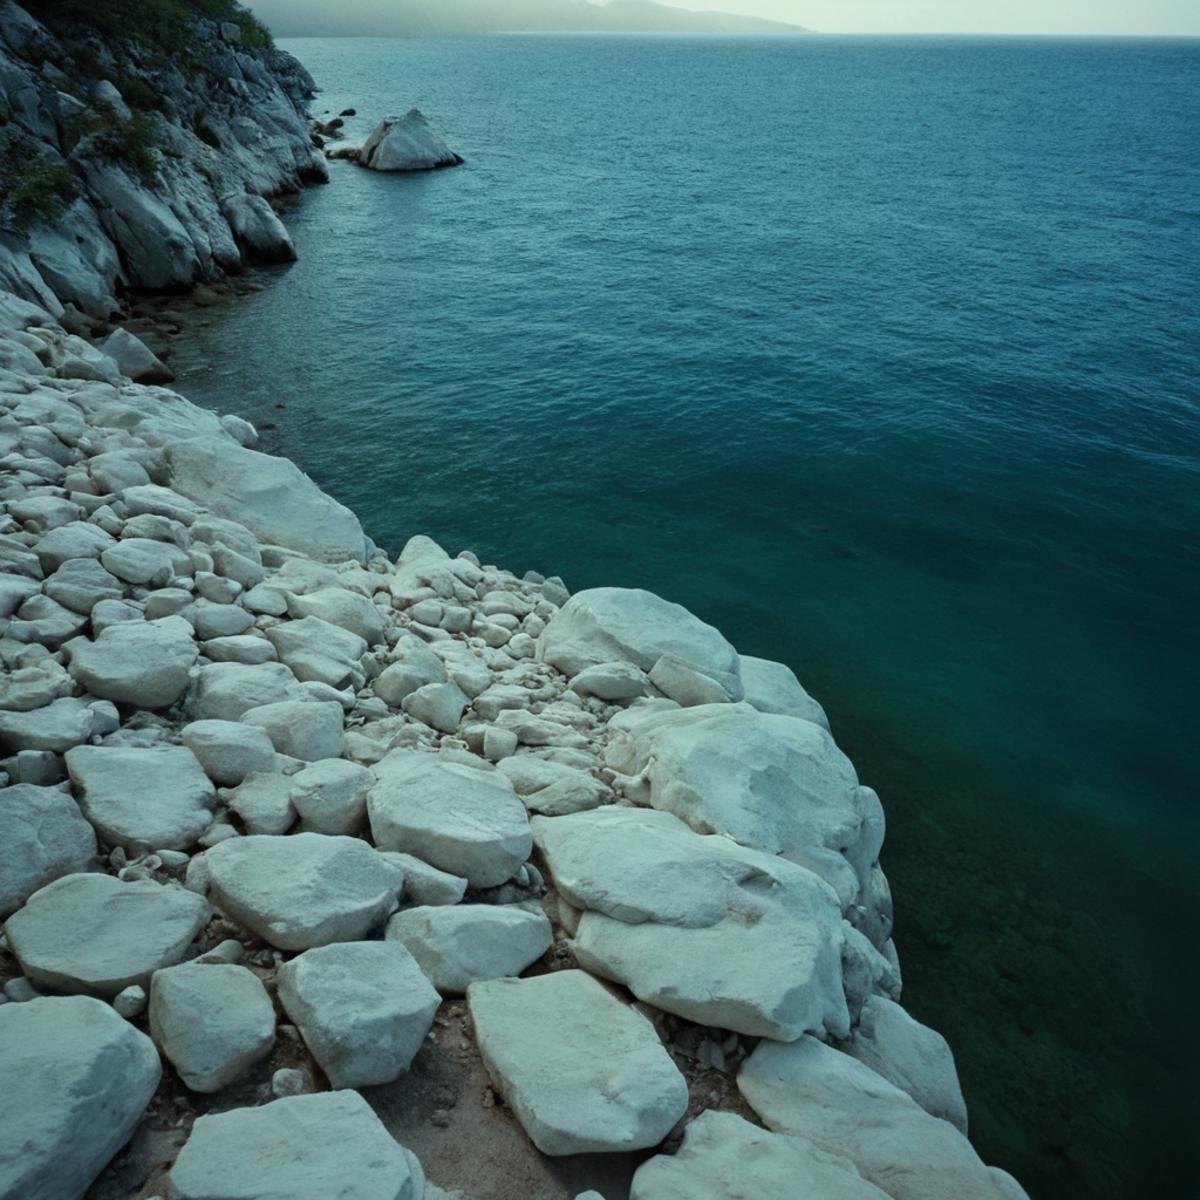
[739,1037,1010,1200]
[368,750,532,887]
[739,654,831,728]
[648,652,734,707]
[384,853,468,907]
[101,538,190,587]
[538,587,742,698]
[534,806,848,1040]
[66,744,215,851]
[169,1090,421,1200]
[0,995,160,1200]
[42,558,124,614]
[149,962,275,1092]
[0,696,107,754]
[166,436,367,564]
[242,699,344,761]
[0,784,97,916]
[68,615,198,708]
[287,586,386,644]
[468,970,688,1155]
[568,660,649,702]
[226,772,296,836]
[358,109,462,171]
[386,904,552,994]
[180,719,278,787]
[847,994,969,1133]
[5,873,208,996]
[100,328,172,384]
[266,614,367,689]
[205,833,404,950]
[374,636,447,706]
[222,193,297,264]
[277,940,440,1087]
[289,758,372,835]
[33,521,116,574]
[189,661,299,721]
[630,1109,889,1200]
[401,679,468,733]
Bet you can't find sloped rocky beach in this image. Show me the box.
[0,4,1029,1198]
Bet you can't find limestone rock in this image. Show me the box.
[222,193,297,264]
[100,327,173,384]
[277,940,440,1087]
[5,873,208,996]
[368,750,532,887]
[468,970,688,1155]
[66,744,215,850]
[180,719,278,787]
[386,904,552,994]
[166,436,367,564]
[242,699,345,762]
[169,1090,421,1200]
[0,995,161,1200]
[538,587,742,698]
[68,615,198,708]
[739,1037,1010,1200]
[358,110,463,171]
[630,1109,889,1200]
[205,833,404,950]
[385,852,468,907]
[739,653,830,728]
[0,696,99,754]
[847,995,969,1134]
[287,585,386,644]
[0,783,96,917]
[534,806,848,1040]
[149,962,275,1092]
[289,758,372,835]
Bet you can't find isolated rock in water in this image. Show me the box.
[276,940,440,1087]
[204,833,404,950]
[533,805,848,1040]
[847,995,969,1134]
[169,1090,422,1200]
[358,109,463,171]
[149,962,275,1093]
[66,744,215,850]
[67,615,198,709]
[100,327,173,384]
[166,436,367,563]
[630,1110,890,1200]
[739,1037,1010,1200]
[222,193,298,264]
[0,995,161,1200]
[386,904,552,994]
[538,587,743,697]
[469,970,688,1155]
[607,703,878,900]
[739,653,831,728]
[5,874,208,996]
[0,784,97,917]
[368,750,532,887]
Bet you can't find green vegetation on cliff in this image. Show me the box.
[18,1,272,52]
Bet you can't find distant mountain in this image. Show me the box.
[249,0,810,38]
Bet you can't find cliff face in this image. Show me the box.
[0,0,325,320]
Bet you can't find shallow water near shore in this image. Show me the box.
[168,33,1199,1198]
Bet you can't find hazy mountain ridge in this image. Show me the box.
[250,0,810,38]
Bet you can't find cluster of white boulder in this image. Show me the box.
[0,285,1029,1199]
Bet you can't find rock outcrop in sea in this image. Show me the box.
[356,110,464,172]
[0,4,1028,1199]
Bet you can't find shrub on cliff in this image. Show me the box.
[18,1,273,53]
[3,163,79,225]
[91,113,161,185]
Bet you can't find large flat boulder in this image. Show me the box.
[67,615,198,708]
[534,806,848,1040]
[738,653,830,728]
[607,703,880,904]
[166,435,367,564]
[630,1110,890,1200]
[5,873,209,996]
[149,962,276,1093]
[538,587,742,697]
[385,904,552,994]
[0,784,96,917]
[468,970,688,1155]
[169,1091,421,1200]
[65,744,215,851]
[738,1037,1010,1200]
[204,833,404,950]
[368,750,532,888]
[0,996,161,1200]
[358,110,463,171]
[277,941,440,1087]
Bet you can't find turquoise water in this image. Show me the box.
[169,34,1200,1198]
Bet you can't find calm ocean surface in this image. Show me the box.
[169,34,1200,1198]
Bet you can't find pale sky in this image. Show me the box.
[656,0,1200,36]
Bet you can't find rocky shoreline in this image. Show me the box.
[1,5,1028,1199]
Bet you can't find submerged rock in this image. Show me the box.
[357,109,463,171]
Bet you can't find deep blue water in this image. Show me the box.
[169,34,1200,1199]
